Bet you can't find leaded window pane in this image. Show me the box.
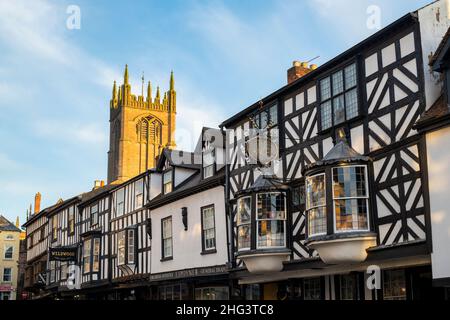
[306,175,326,209]
[334,199,368,230]
[237,225,251,249]
[333,166,367,198]
[345,88,358,120]
[332,71,344,95]
[333,95,345,125]
[321,101,332,130]
[257,220,285,247]
[257,193,285,220]
[308,207,327,235]
[237,197,251,225]
[344,63,357,89]
[320,77,331,100]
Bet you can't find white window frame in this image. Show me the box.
[127,229,135,264]
[135,179,144,209]
[83,239,91,274]
[68,206,75,235]
[116,188,125,217]
[163,171,173,194]
[162,217,173,259]
[306,173,327,237]
[117,231,126,265]
[91,203,99,226]
[2,268,12,282]
[4,245,13,259]
[256,192,287,250]
[237,196,251,252]
[52,215,58,242]
[92,238,100,272]
[201,206,216,251]
[332,165,370,233]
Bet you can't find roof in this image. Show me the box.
[0,215,22,232]
[414,94,450,131]
[148,168,225,209]
[156,148,201,171]
[235,174,288,197]
[78,184,117,206]
[303,140,371,173]
[430,26,450,72]
[220,13,416,128]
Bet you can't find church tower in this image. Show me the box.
[107,65,177,183]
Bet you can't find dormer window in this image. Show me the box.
[319,63,358,130]
[163,171,173,194]
[202,144,215,179]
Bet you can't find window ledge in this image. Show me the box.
[160,256,173,262]
[201,249,217,255]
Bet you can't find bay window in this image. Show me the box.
[306,174,327,236]
[93,238,100,272]
[237,197,251,251]
[320,63,358,130]
[256,192,286,248]
[127,229,135,264]
[333,166,369,232]
[83,237,101,274]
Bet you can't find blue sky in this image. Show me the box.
[0,0,430,224]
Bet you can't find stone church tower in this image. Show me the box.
[107,65,176,183]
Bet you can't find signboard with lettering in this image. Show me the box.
[49,246,78,262]
[150,265,227,282]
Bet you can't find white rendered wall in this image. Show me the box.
[151,186,227,274]
[418,0,450,109]
[426,127,450,280]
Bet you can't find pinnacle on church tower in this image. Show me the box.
[107,65,177,183]
[124,64,129,85]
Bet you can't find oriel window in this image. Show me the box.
[306,174,327,236]
[237,197,251,251]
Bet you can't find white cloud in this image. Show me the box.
[34,120,107,146]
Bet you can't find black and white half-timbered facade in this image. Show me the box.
[21,0,450,301]
[221,0,450,300]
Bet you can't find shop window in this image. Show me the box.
[195,287,229,300]
[303,277,322,300]
[383,269,407,300]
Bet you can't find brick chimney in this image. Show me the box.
[287,61,317,84]
[93,180,105,190]
[34,192,41,214]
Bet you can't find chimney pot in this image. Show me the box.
[287,60,313,84]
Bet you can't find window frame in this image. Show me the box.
[202,145,215,179]
[161,216,173,260]
[90,203,99,227]
[82,239,91,275]
[117,230,126,266]
[68,206,75,236]
[236,196,252,252]
[115,188,125,217]
[82,237,101,274]
[332,165,370,234]
[201,205,216,253]
[127,229,136,264]
[383,269,407,300]
[51,215,58,242]
[134,179,144,210]
[256,192,287,250]
[2,267,12,282]
[194,286,229,300]
[305,173,327,237]
[162,170,173,194]
[4,245,13,260]
[318,61,360,131]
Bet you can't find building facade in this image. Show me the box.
[221,0,450,300]
[0,216,22,300]
[20,0,450,301]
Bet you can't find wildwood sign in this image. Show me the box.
[49,246,78,262]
